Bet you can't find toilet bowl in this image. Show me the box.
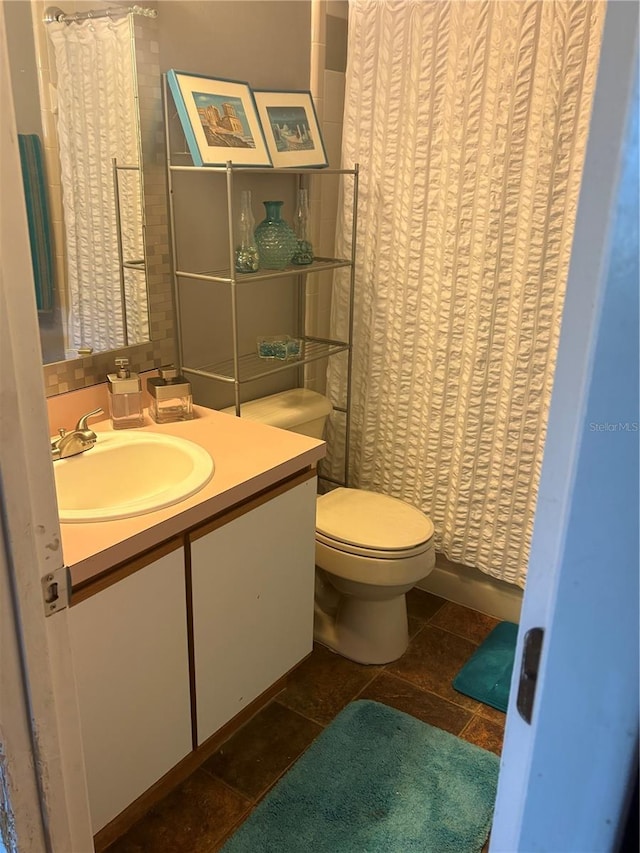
[314,487,435,663]
[223,388,436,664]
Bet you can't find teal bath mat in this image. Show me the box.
[453,621,519,712]
[221,700,499,853]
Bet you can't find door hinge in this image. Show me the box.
[41,566,71,616]
[516,627,544,724]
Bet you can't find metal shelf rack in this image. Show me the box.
[163,75,358,486]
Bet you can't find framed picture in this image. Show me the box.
[166,70,272,167]
[253,90,328,168]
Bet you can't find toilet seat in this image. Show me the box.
[316,488,434,560]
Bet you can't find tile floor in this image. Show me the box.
[108,590,506,852]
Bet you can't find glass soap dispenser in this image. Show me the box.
[107,358,144,429]
[147,366,193,423]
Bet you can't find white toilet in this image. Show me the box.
[224,388,436,664]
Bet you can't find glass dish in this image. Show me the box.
[257,336,303,361]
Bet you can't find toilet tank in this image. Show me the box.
[222,389,332,438]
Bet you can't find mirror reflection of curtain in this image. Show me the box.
[48,15,149,354]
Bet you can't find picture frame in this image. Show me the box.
[253,89,328,168]
[166,70,272,167]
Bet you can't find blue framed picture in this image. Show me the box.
[253,90,328,168]
[166,70,272,167]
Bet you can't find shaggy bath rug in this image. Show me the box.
[453,621,519,712]
[221,699,499,852]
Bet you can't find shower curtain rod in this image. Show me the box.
[43,5,157,24]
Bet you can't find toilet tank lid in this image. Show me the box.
[221,388,332,429]
[316,488,434,550]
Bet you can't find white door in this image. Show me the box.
[0,4,93,851]
[491,4,639,851]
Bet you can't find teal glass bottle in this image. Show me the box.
[254,201,298,270]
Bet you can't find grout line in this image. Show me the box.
[458,715,477,739]
[213,804,254,852]
[348,669,385,704]
[379,669,481,714]
[197,767,254,805]
[421,620,491,647]
[422,601,448,622]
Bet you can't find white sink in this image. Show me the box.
[54,431,215,523]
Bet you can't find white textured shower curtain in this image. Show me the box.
[327,0,603,587]
[48,15,148,354]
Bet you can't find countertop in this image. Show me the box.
[61,405,325,588]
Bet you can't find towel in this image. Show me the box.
[18,133,55,312]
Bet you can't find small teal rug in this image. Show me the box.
[453,621,519,712]
[221,699,499,853]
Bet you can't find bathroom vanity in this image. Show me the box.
[60,405,324,847]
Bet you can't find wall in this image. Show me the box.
[306,0,348,395]
[35,0,344,416]
[24,0,175,394]
[5,0,67,362]
[39,1,523,623]
[417,554,522,623]
[157,0,313,410]
[34,0,314,432]
[5,0,41,133]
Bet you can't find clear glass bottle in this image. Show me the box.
[147,366,193,423]
[292,187,314,265]
[234,190,259,273]
[107,358,143,429]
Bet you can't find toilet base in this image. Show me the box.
[314,591,409,665]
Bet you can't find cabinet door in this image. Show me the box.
[191,476,316,745]
[69,545,192,834]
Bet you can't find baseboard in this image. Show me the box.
[417,555,523,623]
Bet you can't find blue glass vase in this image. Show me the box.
[254,201,298,270]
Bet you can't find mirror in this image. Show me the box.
[5,0,175,394]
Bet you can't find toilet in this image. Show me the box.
[223,388,435,664]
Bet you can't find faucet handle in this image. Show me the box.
[75,407,104,431]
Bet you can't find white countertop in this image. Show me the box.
[62,405,325,588]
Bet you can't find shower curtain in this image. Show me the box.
[48,15,148,354]
[327,0,603,587]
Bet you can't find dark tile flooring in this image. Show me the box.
[108,590,505,853]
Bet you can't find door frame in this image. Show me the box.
[491,3,639,850]
[0,3,93,850]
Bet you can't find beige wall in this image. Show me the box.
[156,0,348,409]
[32,1,175,394]
[307,0,347,394]
[158,1,311,88]
[5,0,41,133]
[25,0,351,411]
[158,0,314,410]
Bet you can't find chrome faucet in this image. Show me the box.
[51,408,104,461]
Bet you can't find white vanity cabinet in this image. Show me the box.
[66,465,319,844]
[69,541,192,834]
[189,473,317,745]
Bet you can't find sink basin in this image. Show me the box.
[54,431,215,523]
